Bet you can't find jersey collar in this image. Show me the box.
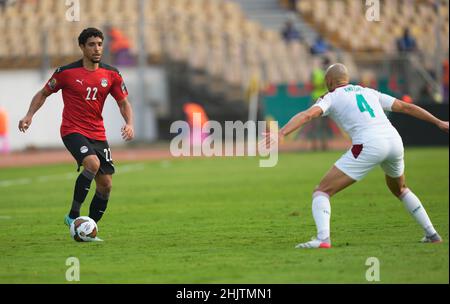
[329,83,350,93]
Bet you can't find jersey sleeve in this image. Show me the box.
[43,68,64,94]
[110,71,128,102]
[368,88,396,111]
[312,94,332,116]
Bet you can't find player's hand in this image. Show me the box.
[258,130,283,151]
[437,120,449,133]
[18,115,32,133]
[121,124,134,141]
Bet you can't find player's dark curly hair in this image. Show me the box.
[78,28,104,46]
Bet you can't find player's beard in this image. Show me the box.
[91,54,102,63]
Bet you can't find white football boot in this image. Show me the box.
[295,237,331,249]
[421,233,442,243]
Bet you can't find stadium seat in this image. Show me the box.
[10,0,449,101]
[297,0,449,60]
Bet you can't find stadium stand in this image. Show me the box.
[2,0,446,105]
[295,0,449,59]
[0,0,355,93]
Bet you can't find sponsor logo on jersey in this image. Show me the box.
[80,146,88,154]
[101,78,108,88]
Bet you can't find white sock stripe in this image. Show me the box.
[313,191,330,199]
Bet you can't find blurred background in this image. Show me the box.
[0,0,448,158]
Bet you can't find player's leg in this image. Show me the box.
[316,165,357,196]
[296,166,356,249]
[62,134,100,224]
[314,164,359,241]
[385,174,442,243]
[381,133,442,243]
[67,155,100,221]
[89,173,112,223]
[88,139,115,223]
[296,142,384,249]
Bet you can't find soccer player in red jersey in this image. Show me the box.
[18,28,134,234]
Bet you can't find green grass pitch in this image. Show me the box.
[0,148,448,283]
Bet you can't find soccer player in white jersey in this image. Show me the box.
[266,63,449,249]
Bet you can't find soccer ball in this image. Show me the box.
[69,216,98,242]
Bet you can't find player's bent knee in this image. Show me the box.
[97,176,112,194]
[83,155,100,173]
[386,176,408,198]
[101,183,112,194]
[388,185,408,198]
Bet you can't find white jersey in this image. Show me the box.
[313,84,399,144]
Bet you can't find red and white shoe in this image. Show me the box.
[295,237,331,249]
[421,233,442,243]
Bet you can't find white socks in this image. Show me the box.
[312,191,331,241]
[400,189,437,237]
[310,188,437,242]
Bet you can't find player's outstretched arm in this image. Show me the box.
[117,98,134,141]
[18,88,51,133]
[260,106,323,149]
[391,99,449,133]
[280,106,323,137]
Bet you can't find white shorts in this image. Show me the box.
[335,135,404,181]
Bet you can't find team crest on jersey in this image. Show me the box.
[121,82,127,94]
[101,78,108,88]
[48,78,57,90]
[80,146,88,154]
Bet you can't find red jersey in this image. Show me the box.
[44,60,128,141]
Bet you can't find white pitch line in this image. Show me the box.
[118,163,146,173]
[0,178,32,187]
[36,173,77,182]
[0,163,146,188]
